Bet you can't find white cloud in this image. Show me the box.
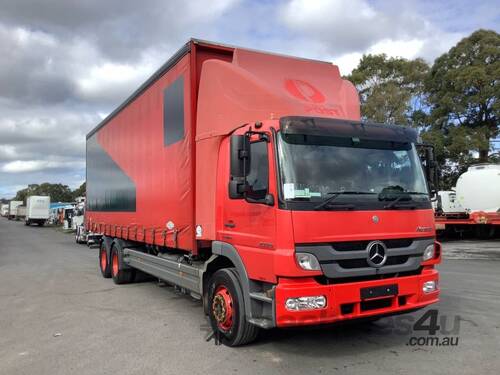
[76,58,158,103]
[332,52,363,76]
[369,39,425,60]
[280,0,467,75]
[0,145,18,160]
[1,160,84,173]
[281,0,422,54]
[332,38,426,75]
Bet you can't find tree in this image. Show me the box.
[347,54,430,126]
[425,29,499,163]
[72,182,86,199]
[14,184,40,202]
[38,183,74,202]
[14,183,73,203]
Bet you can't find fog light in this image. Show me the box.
[285,296,326,311]
[423,244,435,261]
[295,253,321,271]
[422,280,437,293]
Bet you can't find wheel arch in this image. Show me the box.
[202,241,253,320]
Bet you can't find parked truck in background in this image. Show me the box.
[15,205,27,221]
[433,191,464,215]
[1,204,8,217]
[73,197,88,243]
[85,39,441,346]
[435,164,500,237]
[8,201,22,220]
[25,196,50,226]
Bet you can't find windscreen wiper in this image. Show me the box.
[314,191,375,210]
[381,191,427,209]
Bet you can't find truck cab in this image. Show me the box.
[215,116,440,328]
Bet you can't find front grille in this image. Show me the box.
[385,255,409,266]
[331,238,414,251]
[296,237,434,282]
[337,255,409,269]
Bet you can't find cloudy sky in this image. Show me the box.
[0,0,498,198]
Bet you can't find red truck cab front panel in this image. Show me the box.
[291,209,435,243]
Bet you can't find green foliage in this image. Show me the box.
[347,54,430,126]
[13,182,85,203]
[425,29,499,163]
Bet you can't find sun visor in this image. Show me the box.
[280,116,418,144]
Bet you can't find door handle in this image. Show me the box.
[224,221,235,228]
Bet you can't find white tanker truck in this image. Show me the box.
[435,164,500,237]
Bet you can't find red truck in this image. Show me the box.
[86,39,441,346]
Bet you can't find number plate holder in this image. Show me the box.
[360,284,398,300]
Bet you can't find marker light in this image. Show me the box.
[422,280,437,293]
[295,253,321,271]
[285,296,327,311]
[423,244,435,261]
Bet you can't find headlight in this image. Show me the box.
[295,253,321,271]
[423,244,435,261]
[285,296,327,311]
[422,280,437,293]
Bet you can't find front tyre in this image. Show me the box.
[207,268,259,346]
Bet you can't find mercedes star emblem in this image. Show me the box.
[366,241,387,268]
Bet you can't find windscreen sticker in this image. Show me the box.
[283,183,321,199]
[283,183,295,200]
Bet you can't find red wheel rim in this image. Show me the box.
[212,286,234,331]
[112,252,119,276]
[100,249,107,271]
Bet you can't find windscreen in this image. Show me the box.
[277,132,430,210]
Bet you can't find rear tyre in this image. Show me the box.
[110,245,135,285]
[99,242,112,278]
[207,268,259,346]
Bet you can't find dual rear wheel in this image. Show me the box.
[98,240,134,284]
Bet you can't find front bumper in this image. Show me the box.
[275,268,439,327]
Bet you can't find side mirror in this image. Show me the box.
[230,135,251,178]
[418,144,439,200]
[229,135,251,199]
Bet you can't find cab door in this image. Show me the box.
[220,136,277,282]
